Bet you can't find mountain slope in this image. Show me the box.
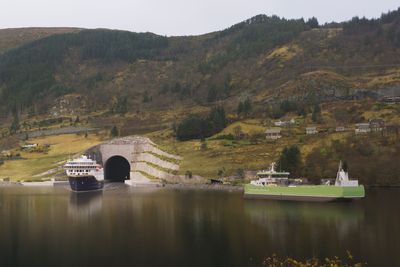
[0,9,400,117]
[0,27,80,54]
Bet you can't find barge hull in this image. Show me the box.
[244,184,365,202]
[244,193,360,202]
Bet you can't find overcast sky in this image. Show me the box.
[1,0,399,36]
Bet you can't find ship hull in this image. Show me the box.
[68,176,104,192]
[244,184,365,202]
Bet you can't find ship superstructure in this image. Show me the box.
[64,155,104,192]
[244,161,364,202]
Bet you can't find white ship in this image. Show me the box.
[64,155,104,192]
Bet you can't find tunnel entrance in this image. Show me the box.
[104,156,130,182]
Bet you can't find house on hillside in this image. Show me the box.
[306,126,318,135]
[382,96,400,104]
[335,126,346,132]
[265,128,282,140]
[369,119,385,132]
[274,119,295,127]
[355,123,371,134]
[21,143,38,150]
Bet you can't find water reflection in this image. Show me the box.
[244,200,364,240]
[68,191,103,221]
[0,187,398,267]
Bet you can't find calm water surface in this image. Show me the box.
[0,186,398,267]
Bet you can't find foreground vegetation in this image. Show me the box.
[262,252,364,267]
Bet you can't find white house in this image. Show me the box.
[265,128,282,140]
[21,143,38,149]
[355,123,371,134]
[335,126,346,132]
[306,127,318,135]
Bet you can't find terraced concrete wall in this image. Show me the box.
[133,143,182,161]
[133,153,179,171]
[131,162,177,180]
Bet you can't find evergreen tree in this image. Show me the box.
[306,17,319,28]
[237,101,244,115]
[113,96,128,114]
[243,98,252,115]
[311,104,321,123]
[208,106,227,133]
[207,86,218,102]
[237,98,252,116]
[176,115,211,141]
[9,104,20,134]
[277,145,302,178]
[223,74,232,96]
[142,91,151,103]
[173,82,181,93]
[110,126,119,137]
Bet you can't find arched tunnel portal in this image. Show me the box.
[104,156,130,182]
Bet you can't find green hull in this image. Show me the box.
[244,184,365,202]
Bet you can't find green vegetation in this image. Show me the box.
[0,134,103,181]
[176,107,227,141]
[262,252,364,267]
[110,126,119,137]
[1,9,400,187]
[277,145,302,178]
[303,135,400,186]
[0,29,168,111]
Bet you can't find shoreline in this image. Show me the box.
[164,183,243,192]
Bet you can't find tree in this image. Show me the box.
[74,116,80,124]
[243,98,252,115]
[306,17,319,28]
[176,107,227,141]
[236,168,245,179]
[217,167,226,178]
[233,125,243,140]
[311,104,321,123]
[280,100,297,113]
[223,74,232,96]
[176,115,211,141]
[142,91,151,103]
[113,96,128,114]
[237,101,244,115]
[342,160,349,172]
[185,170,193,179]
[173,82,181,93]
[237,98,252,116]
[110,126,119,137]
[207,86,218,102]
[277,145,302,178]
[9,114,20,134]
[208,106,227,134]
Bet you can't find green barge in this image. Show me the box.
[244,184,365,202]
[244,162,365,202]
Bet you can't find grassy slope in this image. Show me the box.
[148,101,400,179]
[0,134,102,181]
[0,27,81,53]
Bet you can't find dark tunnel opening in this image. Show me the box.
[104,156,130,182]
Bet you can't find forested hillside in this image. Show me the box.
[2,8,400,184]
[1,8,400,117]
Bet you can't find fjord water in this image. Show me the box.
[0,186,398,267]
